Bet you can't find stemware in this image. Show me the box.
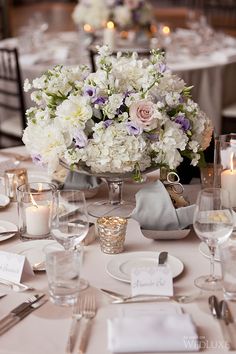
[193,187,234,291]
[51,190,89,290]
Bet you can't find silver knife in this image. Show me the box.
[0,298,47,336]
[219,300,235,350]
[0,293,45,327]
[208,295,233,350]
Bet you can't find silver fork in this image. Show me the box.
[66,297,83,354]
[78,294,96,354]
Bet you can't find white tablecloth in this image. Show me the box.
[0,146,235,354]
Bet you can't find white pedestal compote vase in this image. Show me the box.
[60,159,157,218]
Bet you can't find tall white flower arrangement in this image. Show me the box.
[23,47,213,178]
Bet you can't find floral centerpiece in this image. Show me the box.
[72,0,153,31]
[23,46,213,181]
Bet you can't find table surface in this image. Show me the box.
[0,146,236,354]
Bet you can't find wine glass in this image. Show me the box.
[51,190,89,290]
[193,187,234,291]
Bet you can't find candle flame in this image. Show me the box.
[107,21,114,29]
[162,25,170,35]
[30,193,38,208]
[84,23,92,32]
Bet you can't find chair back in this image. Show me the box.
[0,47,26,140]
[0,0,11,39]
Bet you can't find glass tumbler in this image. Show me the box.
[17,182,56,240]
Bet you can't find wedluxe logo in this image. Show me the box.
[184,336,230,350]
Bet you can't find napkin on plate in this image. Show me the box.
[131,180,195,230]
[108,313,199,352]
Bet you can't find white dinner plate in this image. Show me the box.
[0,194,10,209]
[106,251,184,283]
[0,221,18,242]
[141,228,191,240]
[8,239,57,271]
[198,242,220,262]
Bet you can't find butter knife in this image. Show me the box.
[0,293,45,327]
[0,298,47,336]
[208,295,233,350]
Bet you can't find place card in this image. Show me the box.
[0,251,34,283]
[131,265,173,297]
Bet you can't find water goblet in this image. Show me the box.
[51,190,89,290]
[193,187,234,291]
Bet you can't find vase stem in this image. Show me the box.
[106,179,123,205]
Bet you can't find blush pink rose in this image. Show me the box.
[129,100,156,128]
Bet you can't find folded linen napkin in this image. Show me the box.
[131,180,195,230]
[62,171,102,190]
[108,313,199,353]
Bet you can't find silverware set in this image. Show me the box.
[0,293,47,335]
[209,295,235,350]
[66,293,96,354]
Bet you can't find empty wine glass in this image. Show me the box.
[193,188,234,291]
[51,190,89,290]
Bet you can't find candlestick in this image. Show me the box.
[25,204,50,236]
[103,21,115,50]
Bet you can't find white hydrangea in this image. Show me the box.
[55,96,93,132]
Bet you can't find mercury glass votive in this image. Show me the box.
[97,216,127,254]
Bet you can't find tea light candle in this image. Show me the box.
[103,21,115,50]
[25,204,50,236]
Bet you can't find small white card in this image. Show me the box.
[131,265,173,297]
[0,251,34,283]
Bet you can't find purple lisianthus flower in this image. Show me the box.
[126,122,143,136]
[179,96,184,104]
[31,154,44,166]
[103,119,113,128]
[175,114,190,132]
[83,85,96,98]
[73,130,88,148]
[93,96,107,105]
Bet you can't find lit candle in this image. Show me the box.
[221,152,236,207]
[103,21,115,50]
[162,25,170,36]
[25,194,50,236]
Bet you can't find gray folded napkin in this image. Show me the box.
[131,180,195,230]
[63,171,102,190]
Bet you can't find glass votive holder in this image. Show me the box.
[4,168,28,201]
[17,182,56,240]
[97,216,127,254]
[200,163,214,188]
[219,234,236,301]
[214,134,236,208]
